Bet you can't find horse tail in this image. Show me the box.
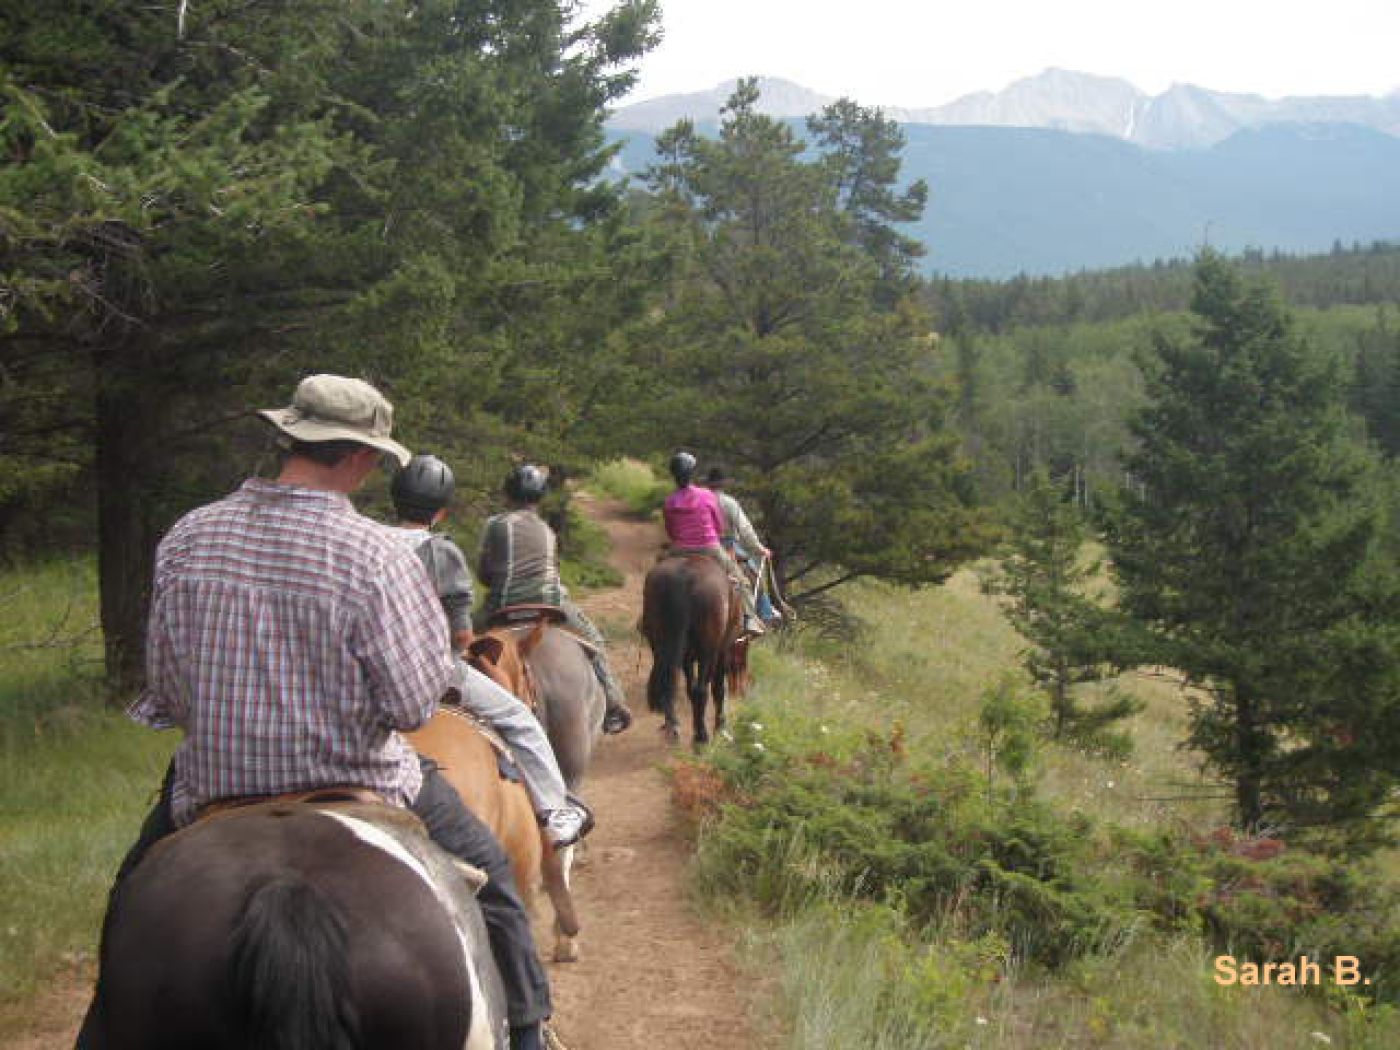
[228,874,361,1050]
[648,572,691,713]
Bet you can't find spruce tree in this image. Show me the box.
[1102,251,1398,836]
[622,80,994,601]
[983,468,1142,745]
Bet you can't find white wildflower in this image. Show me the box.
[1310,1034,1333,1046]
[1105,780,1116,789]
[975,1016,989,1026]
[752,741,766,753]
[749,721,764,732]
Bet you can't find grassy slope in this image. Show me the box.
[710,572,1399,1049]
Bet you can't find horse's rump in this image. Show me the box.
[90,802,505,1049]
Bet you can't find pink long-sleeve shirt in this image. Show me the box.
[663,484,725,548]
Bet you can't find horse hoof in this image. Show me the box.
[554,939,581,964]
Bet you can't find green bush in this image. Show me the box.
[693,702,1400,999]
[558,506,622,590]
[586,458,669,518]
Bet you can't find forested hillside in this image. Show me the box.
[607,121,1400,277]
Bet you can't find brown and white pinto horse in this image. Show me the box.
[80,800,506,1050]
[408,634,583,963]
[641,554,743,748]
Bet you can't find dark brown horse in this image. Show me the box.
[641,554,742,748]
[80,800,506,1049]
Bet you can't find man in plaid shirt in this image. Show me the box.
[86,375,553,1050]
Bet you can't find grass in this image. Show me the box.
[559,504,624,590]
[584,457,670,518]
[689,569,1400,1049]
[736,908,1396,1050]
[770,571,1228,829]
[0,559,172,1014]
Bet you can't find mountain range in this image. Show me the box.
[606,72,1400,278]
[610,69,1400,151]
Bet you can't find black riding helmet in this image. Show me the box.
[392,454,455,522]
[669,451,697,486]
[505,464,548,504]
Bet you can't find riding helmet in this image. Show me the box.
[392,454,455,521]
[505,464,548,504]
[669,451,697,486]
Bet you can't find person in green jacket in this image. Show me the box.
[478,464,633,735]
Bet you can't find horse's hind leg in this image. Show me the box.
[647,652,680,745]
[689,667,711,750]
[712,665,728,740]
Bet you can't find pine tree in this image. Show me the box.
[1102,251,1399,837]
[622,80,994,601]
[983,468,1143,745]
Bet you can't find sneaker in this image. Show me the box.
[602,705,633,735]
[542,800,594,849]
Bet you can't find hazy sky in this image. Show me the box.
[578,0,1400,107]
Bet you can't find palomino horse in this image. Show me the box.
[641,554,743,748]
[408,635,582,963]
[80,799,506,1049]
[483,608,607,962]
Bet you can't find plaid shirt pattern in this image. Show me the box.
[129,479,455,825]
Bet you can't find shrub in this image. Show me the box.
[688,701,1400,999]
[586,458,669,518]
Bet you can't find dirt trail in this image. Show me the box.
[540,493,761,1050]
[5,494,761,1050]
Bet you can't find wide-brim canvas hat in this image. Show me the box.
[257,374,412,467]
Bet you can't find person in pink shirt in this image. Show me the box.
[662,451,765,635]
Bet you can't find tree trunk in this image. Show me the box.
[94,345,160,701]
[1234,686,1265,831]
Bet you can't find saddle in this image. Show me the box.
[486,603,567,627]
[486,604,600,658]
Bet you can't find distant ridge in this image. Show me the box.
[612,69,1400,150]
[606,121,1400,278]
